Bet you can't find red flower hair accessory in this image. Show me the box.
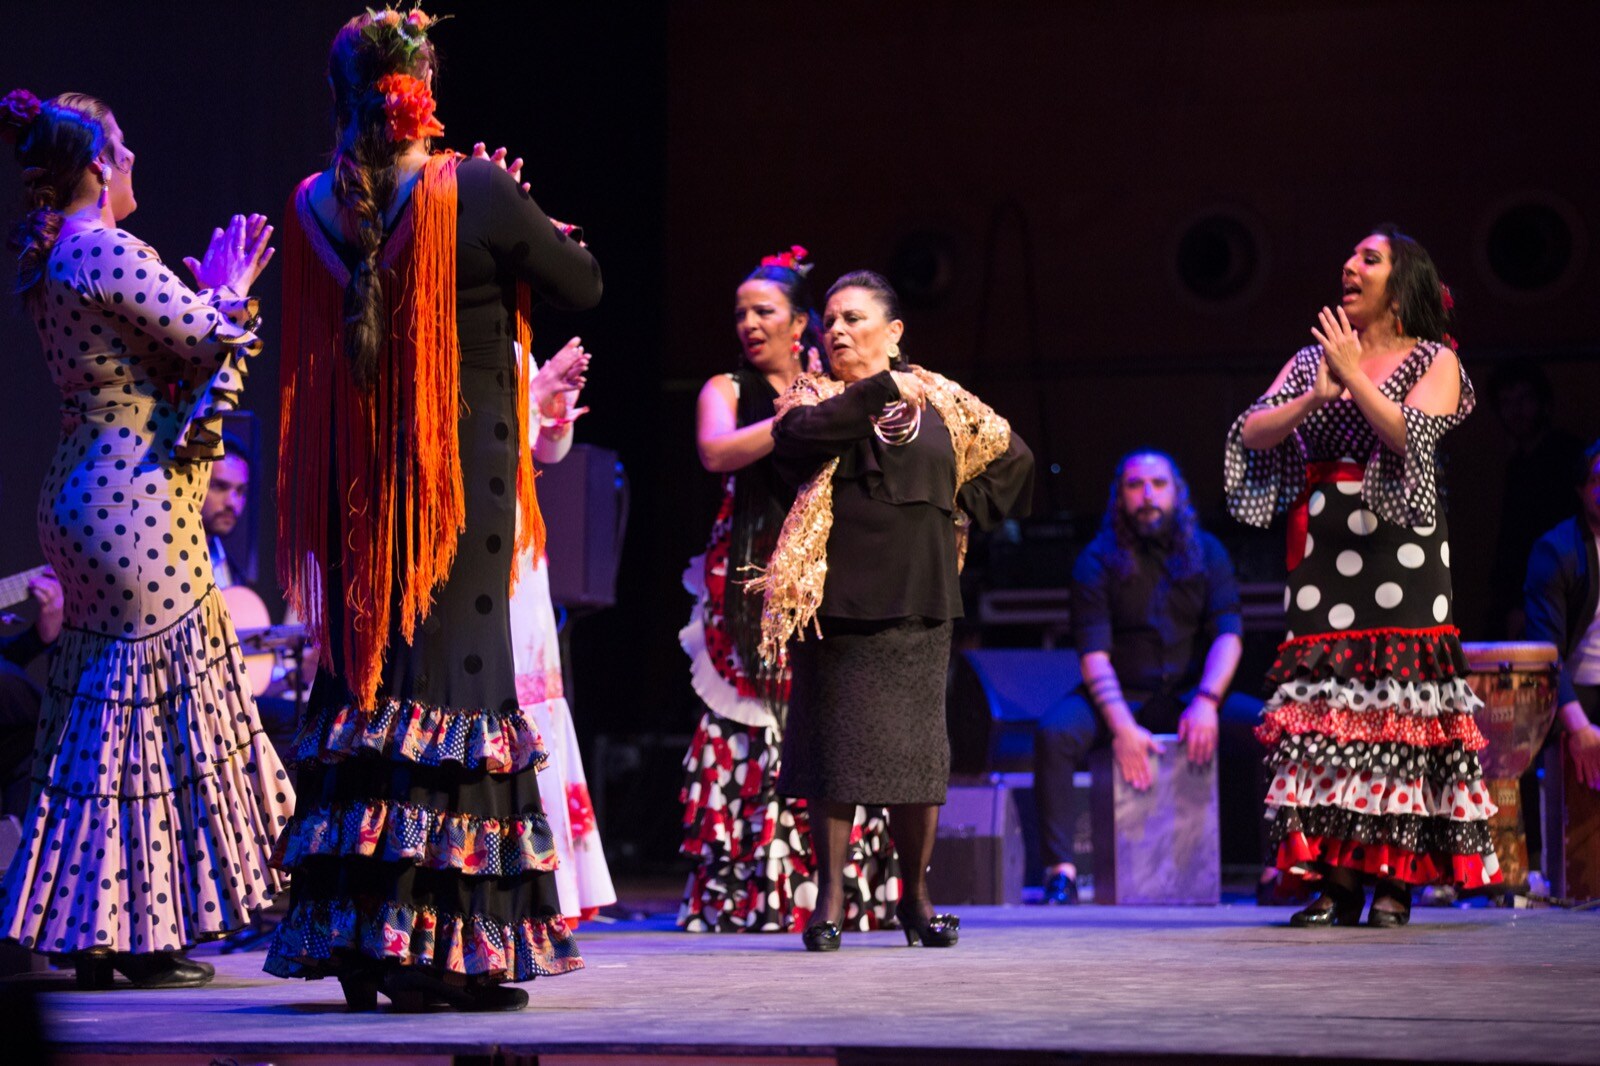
[0,88,42,145]
[1439,282,1455,312]
[376,72,444,142]
[760,244,812,276]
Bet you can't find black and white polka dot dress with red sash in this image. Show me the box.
[1225,341,1501,889]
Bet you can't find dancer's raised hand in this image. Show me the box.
[472,141,529,193]
[184,213,275,297]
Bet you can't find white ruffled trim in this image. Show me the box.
[1263,677,1482,717]
[1267,763,1497,821]
[680,554,776,730]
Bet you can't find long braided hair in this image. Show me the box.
[6,92,110,307]
[326,12,439,388]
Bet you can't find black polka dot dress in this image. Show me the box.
[265,159,600,984]
[0,227,293,957]
[1225,342,1501,888]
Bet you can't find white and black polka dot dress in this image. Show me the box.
[1225,343,1501,888]
[0,227,293,957]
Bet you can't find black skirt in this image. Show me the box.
[778,617,953,806]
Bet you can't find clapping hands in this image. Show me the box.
[184,214,274,297]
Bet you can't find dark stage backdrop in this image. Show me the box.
[4,1,1598,876]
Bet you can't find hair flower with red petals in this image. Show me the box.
[0,88,42,145]
[376,72,444,142]
[760,244,812,275]
[1439,282,1455,312]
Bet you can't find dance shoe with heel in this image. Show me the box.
[801,921,842,953]
[73,951,215,990]
[381,967,530,1012]
[896,902,960,947]
[1287,883,1364,928]
[338,967,383,1012]
[1367,880,1413,928]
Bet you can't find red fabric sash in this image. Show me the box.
[277,153,545,709]
[1286,461,1365,571]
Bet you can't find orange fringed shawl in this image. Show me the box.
[278,152,545,709]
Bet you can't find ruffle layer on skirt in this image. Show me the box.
[678,710,900,932]
[1273,806,1501,887]
[1267,625,1475,692]
[0,590,292,954]
[1260,624,1501,889]
[264,897,582,981]
[293,698,549,775]
[273,799,557,877]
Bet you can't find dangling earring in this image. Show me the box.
[98,165,111,209]
[791,337,802,358]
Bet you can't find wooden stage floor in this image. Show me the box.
[19,904,1600,1065]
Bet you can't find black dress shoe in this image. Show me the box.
[382,967,530,1012]
[1367,880,1412,928]
[1288,886,1364,928]
[1044,871,1080,905]
[895,902,959,947]
[801,921,841,952]
[111,951,214,989]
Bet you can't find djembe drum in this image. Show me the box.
[1462,642,1559,891]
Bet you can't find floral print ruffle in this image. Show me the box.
[293,698,549,775]
[273,799,558,877]
[264,897,582,981]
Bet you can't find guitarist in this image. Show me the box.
[203,435,253,591]
[1,568,62,818]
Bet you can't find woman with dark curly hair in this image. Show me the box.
[1226,226,1500,927]
[265,7,600,1011]
[0,88,288,989]
[678,249,901,933]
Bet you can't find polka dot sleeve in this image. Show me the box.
[1223,347,1316,529]
[1360,342,1475,528]
[70,230,263,462]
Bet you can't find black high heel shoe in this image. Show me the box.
[801,921,841,952]
[381,967,530,1012]
[896,902,960,947]
[1367,880,1413,928]
[1288,882,1364,928]
[338,969,382,1011]
[107,951,214,989]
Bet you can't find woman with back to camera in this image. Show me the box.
[266,7,601,1011]
[0,87,289,988]
[755,270,1033,951]
[679,248,902,933]
[1226,225,1501,927]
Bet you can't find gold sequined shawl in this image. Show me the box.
[748,366,1012,665]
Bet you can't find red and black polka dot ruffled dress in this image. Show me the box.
[1225,342,1501,889]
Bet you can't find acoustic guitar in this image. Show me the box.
[0,564,51,612]
[221,584,276,697]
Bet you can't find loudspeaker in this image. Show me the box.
[927,779,1026,905]
[947,649,1080,773]
[539,445,628,610]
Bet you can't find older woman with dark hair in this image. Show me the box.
[1226,226,1500,928]
[755,270,1033,951]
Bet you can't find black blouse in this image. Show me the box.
[772,369,1034,622]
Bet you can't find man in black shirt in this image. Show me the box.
[1035,451,1261,903]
